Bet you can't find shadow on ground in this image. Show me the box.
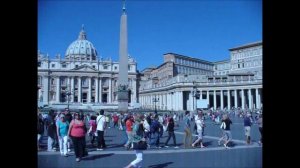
[148,162,173,168]
[203,140,213,147]
[82,153,114,161]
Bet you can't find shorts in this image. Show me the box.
[244,126,251,136]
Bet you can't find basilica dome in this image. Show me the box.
[65,26,98,60]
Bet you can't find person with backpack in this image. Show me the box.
[124,114,146,168]
[124,115,134,150]
[150,115,161,149]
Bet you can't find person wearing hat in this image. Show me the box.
[56,114,70,157]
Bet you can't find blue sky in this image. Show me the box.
[38,0,262,71]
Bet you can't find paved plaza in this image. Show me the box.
[38,115,262,168]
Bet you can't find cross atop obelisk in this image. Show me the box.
[118,0,129,112]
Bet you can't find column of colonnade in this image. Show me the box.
[139,87,261,111]
[95,78,99,103]
[87,77,92,103]
[56,77,61,103]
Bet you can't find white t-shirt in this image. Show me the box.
[96,115,106,131]
[195,118,204,131]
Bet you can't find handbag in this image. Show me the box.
[220,122,226,129]
[132,140,147,150]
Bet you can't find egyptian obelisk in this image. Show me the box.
[118,0,129,112]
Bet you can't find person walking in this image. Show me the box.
[218,114,232,149]
[37,110,44,151]
[244,113,252,145]
[125,115,134,150]
[56,114,69,157]
[183,111,192,148]
[96,110,107,150]
[192,112,205,148]
[124,114,146,168]
[88,115,97,147]
[257,114,263,145]
[68,112,87,162]
[164,117,179,148]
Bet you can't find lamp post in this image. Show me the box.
[192,81,199,112]
[65,89,72,110]
[152,95,159,114]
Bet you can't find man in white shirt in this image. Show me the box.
[96,110,106,150]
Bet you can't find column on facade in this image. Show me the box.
[234,89,238,108]
[164,94,167,110]
[144,95,146,108]
[38,88,42,101]
[176,92,179,111]
[42,75,49,104]
[144,96,146,108]
[67,77,71,90]
[157,94,160,110]
[177,92,180,111]
[133,79,137,103]
[147,94,152,108]
[200,90,203,100]
[163,94,166,110]
[162,94,165,110]
[87,77,92,103]
[241,89,245,110]
[149,95,151,109]
[78,77,82,103]
[213,90,216,110]
[220,90,224,110]
[248,89,252,109]
[95,78,99,103]
[173,92,176,111]
[166,93,170,111]
[179,91,183,111]
[206,90,209,108]
[70,77,74,102]
[189,90,193,111]
[153,94,155,110]
[255,88,260,109]
[141,96,144,108]
[108,78,112,103]
[172,92,175,111]
[161,94,164,110]
[227,89,231,110]
[99,78,102,103]
[160,94,163,110]
[56,77,60,103]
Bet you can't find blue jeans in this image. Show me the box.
[151,132,160,147]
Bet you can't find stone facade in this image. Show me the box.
[38,28,138,109]
[139,41,263,111]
